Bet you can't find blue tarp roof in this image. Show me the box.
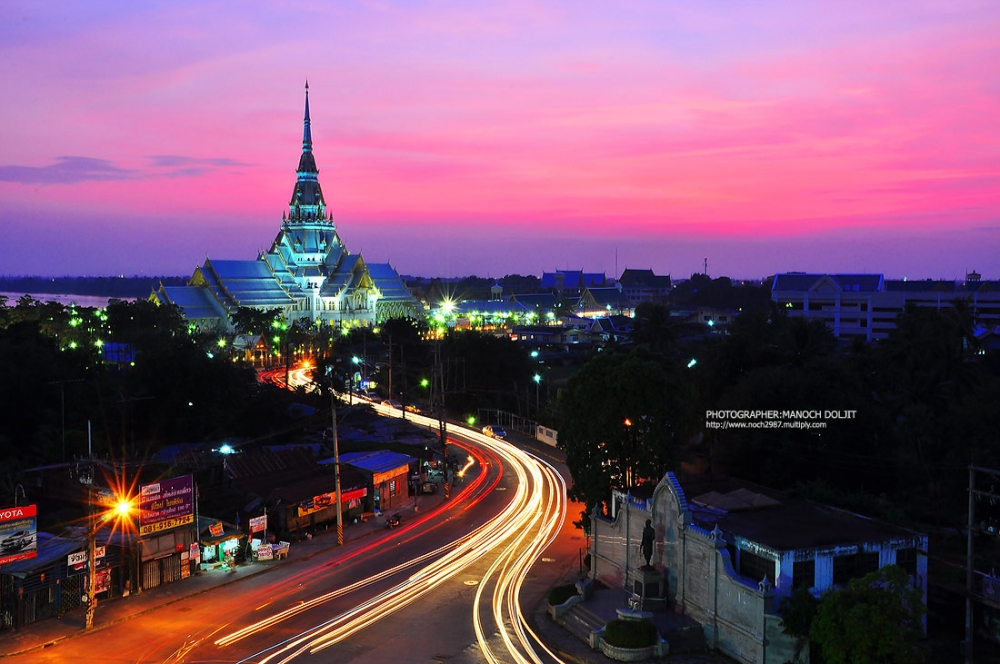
[337,450,415,474]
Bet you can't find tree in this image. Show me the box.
[556,347,695,524]
[810,565,927,664]
[230,306,283,336]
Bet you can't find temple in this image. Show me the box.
[152,83,420,331]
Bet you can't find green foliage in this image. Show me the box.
[603,619,658,648]
[779,587,819,638]
[547,584,578,606]
[230,306,284,335]
[556,347,695,518]
[810,565,927,664]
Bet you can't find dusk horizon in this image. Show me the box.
[2,2,998,282]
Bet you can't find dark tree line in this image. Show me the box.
[557,300,1000,528]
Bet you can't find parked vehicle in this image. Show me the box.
[386,513,402,528]
[482,425,507,439]
[420,481,438,495]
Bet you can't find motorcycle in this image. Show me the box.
[386,513,402,529]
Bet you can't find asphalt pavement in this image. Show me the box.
[1,440,733,663]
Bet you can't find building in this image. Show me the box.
[591,472,927,664]
[338,450,416,514]
[540,270,609,297]
[618,268,672,305]
[152,83,419,332]
[772,272,1000,342]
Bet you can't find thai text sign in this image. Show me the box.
[249,515,267,532]
[139,476,194,537]
[0,504,37,566]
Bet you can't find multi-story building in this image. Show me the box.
[771,272,1000,342]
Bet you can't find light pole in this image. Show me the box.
[329,375,344,546]
[85,490,136,629]
[533,373,541,417]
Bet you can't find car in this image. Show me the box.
[1,530,33,552]
[420,481,438,495]
[405,404,424,415]
[482,425,507,439]
[381,399,404,410]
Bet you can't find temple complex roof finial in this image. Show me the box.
[303,80,312,153]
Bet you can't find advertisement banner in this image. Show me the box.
[249,515,267,533]
[0,504,38,566]
[139,476,194,537]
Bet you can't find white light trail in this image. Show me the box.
[217,407,568,664]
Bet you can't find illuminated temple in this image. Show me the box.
[152,84,420,331]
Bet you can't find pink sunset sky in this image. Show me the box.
[1,1,998,280]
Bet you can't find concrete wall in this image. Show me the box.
[592,474,809,664]
[535,425,558,447]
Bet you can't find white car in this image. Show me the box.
[482,425,507,439]
[1,530,33,552]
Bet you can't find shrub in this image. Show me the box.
[547,584,578,606]
[603,619,658,648]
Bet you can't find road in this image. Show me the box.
[9,411,579,663]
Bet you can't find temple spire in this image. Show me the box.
[303,80,312,153]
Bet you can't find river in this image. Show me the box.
[0,292,135,308]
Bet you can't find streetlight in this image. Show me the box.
[533,373,541,417]
[85,490,137,629]
[351,356,360,404]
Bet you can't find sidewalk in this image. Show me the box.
[0,495,440,659]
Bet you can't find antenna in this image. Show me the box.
[704,258,708,277]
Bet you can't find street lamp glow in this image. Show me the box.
[467,416,476,426]
[533,374,541,383]
[687,358,698,368]
[420,378,429,388]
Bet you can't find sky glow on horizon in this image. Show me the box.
[1,1,998,280]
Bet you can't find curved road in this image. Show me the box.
[9,408,577,663]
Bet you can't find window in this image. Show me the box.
[833,551,879,587]
[738,548,775,584]
[896,548,917,577]
[793,560,815,589]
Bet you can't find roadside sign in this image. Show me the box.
[249,515,267,532]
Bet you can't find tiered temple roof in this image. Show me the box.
[152,83,419,330]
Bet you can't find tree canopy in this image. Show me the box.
[556,347,695,523]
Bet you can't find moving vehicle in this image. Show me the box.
[381,400,404,410]
[482,425,507,439]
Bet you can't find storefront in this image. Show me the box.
[197,517,245,570]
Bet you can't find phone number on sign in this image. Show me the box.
[140,514,194,536]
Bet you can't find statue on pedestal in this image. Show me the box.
[640,519,655,569]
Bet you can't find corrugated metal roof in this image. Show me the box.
[339,450,415,475]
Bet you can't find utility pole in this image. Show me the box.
[48,378,83,462]
[433,342,449,499]
[331,377,344,545]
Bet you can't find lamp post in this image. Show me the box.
[85,491,136,629]
[533,373,541,418]
[330,376,344,546]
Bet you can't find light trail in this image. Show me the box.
[220,382,570,663]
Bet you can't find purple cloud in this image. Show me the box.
[0,156,136,184]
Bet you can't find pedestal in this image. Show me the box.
[633,567,664,607]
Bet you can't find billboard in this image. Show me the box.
[0,504,38,566]
[139,476,194,537]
